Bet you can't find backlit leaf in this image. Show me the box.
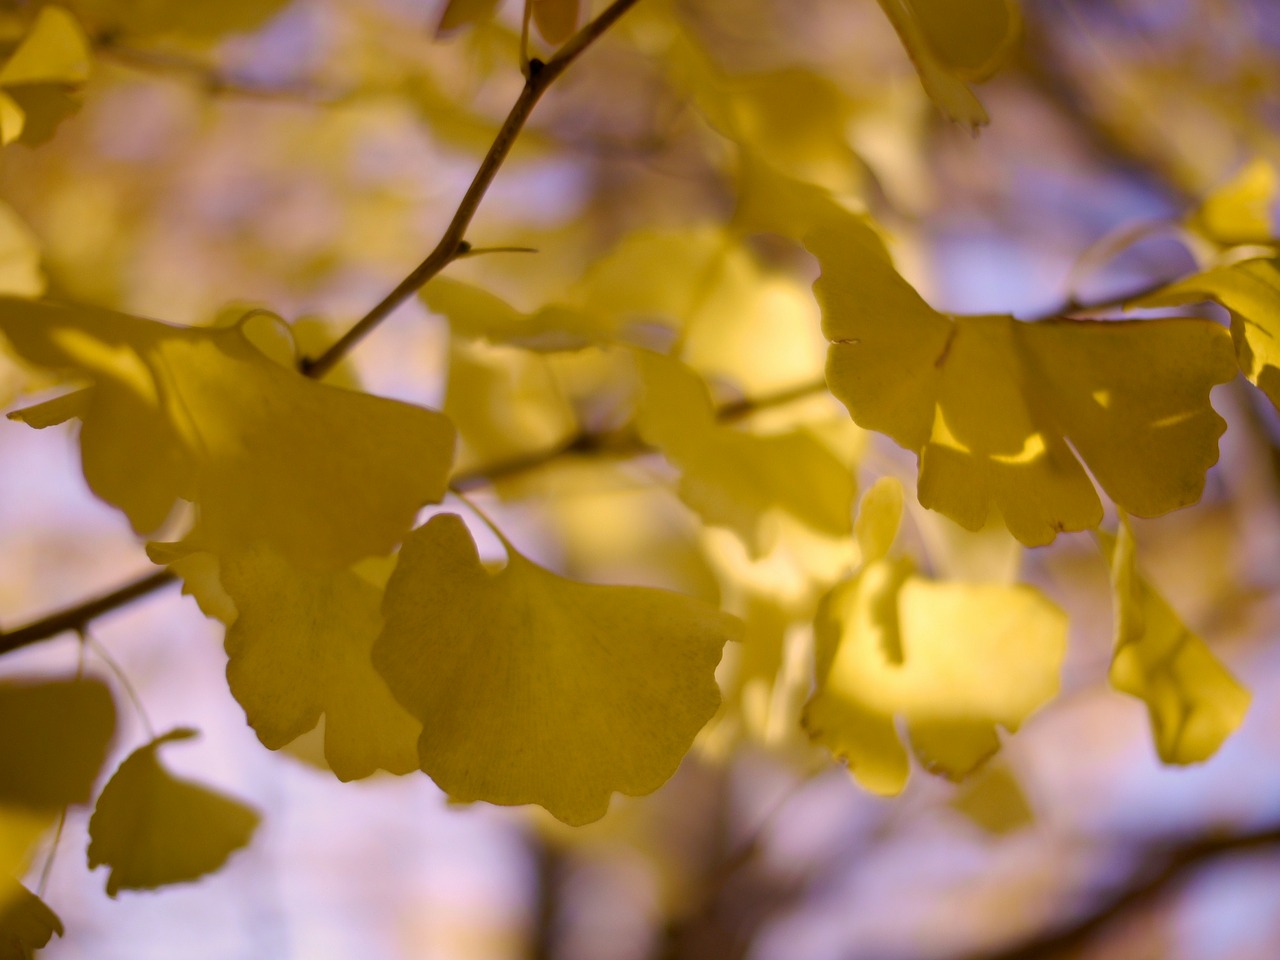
[217,547,421,781]
[874,0,1021,128]
[804,479,1066,794]
[373,513,739,825]
[531,0,579,45]
[0,882,62,959]
[1100,519,1249,764]
[436,0,503,36]
[0,7,90,87]
[0,676,115,811]
[87,729,259,897]
[1137,258,1280,410]
[809,215,1236,545]
[0,300,455,570]
[633,349,855,554]
[1189,159,1276,245]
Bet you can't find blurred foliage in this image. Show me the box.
[0,0,1277,958]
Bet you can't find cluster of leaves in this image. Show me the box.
[0,0,1274,950]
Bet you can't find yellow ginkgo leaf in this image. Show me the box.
[0,881,63,957]
[217,547,422,781]
[804,477,1066,795]
[444,339,577,475]
[0,676,115,811]
[948,762,1034,836]
[633,349,855,554]
[1100,519,1249,764]
[0,300,455,570]
[531,0,579,45]
[1189,159,1276,245]
[436,0,503,36]
[808,215,1237,546]
[68,0,290,40]
[87,729,259,897]
[874,0,1021,127]
[372,513,739,825]
[1137,258,1280,410]
[0,202,43,297]
[0,7,90,88]
[806,563,1066,794]
[424,277,604,352]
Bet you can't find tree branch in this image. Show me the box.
[0,0,647,656]
[301,0,645,379]
[953,824,1280,960]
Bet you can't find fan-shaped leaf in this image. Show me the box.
[1100,519,1250,764]
[0,300,454,570]
[87,729,259,897]
[373,513,739,825]
[804,479,1066,794]
[808,215,1236,545]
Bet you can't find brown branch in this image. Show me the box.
[0,570,177,657]
[301,0,645,379]
[953,825,1280,960]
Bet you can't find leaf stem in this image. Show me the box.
[301,0,645,379]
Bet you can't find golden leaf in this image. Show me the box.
[373,513,739,825]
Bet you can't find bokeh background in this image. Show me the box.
[2,0,1280,957]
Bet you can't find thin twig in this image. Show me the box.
[301,0,645,379]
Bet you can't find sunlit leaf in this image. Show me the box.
[949,762,1034,835]
[436,0,502,36]
[1100,519,1249,764]
[809,215,1236,545]
[217,547,421,781]
[0,676,115,811]
[425,277,603,352]
[0,7,90,87]
[87,729,259,897]
[68,0,291,40]
[0,881,62,959]
[633,349,855,554]
[804,479,1066,794]
[0,203,43,298]
[1137,258,1280,410]
[0,300,455,570]
[373,513,739,825]
[531,0,579,45]
[444,338,578,475]
[874,0,1021,127]
[1189,159,1276,245]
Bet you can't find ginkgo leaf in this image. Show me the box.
[1189,159,1276,245]
[804,479,1066,794]
[0,7,90,88]
[0,300,455,570]
[0,677,115,811]
[0,881,63,959]
[808,215,1237,546]
[217,547,421,781]
[1100,519,1249,764]
[0,203,43,297]
[948,763,1034,836]
[1137,259,1280,410]
[874,0,1021,128]
[425,277,603,351]
[444,339,577,475]
[69,0,290,40]
[633,349,855,554]
[87,729,259,897]
[436,0,503,36]
[531,0,579,45]
[372,513,739,825]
